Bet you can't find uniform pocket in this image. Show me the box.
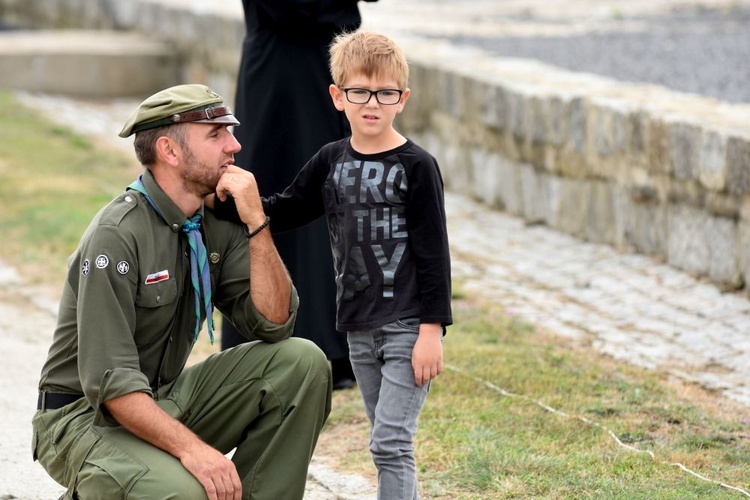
[135,277,177,308]
[32,399,93,485]
[72,427,149,498]
[64,427,101,488]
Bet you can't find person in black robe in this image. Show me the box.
[222,0,377,390]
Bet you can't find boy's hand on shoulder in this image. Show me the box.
[412,323,443,387]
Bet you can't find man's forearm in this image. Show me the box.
[104,392,200,458]
[248,227,292,324]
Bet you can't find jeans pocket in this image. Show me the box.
[394,316,420,332]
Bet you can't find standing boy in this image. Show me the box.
[218,30,453,498]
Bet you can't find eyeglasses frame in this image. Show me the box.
[341,87,405,105]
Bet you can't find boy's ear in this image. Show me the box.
[395,87,411,114]
[329,84,346,111]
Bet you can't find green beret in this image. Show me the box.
[119,84,240,137]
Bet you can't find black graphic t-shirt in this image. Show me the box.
[264,138,453,331]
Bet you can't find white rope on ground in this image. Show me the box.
[445,364,750,498]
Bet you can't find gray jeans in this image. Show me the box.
[347,318,431,500]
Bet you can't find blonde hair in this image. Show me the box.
[329,31,409,89]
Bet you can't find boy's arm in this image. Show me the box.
[211,152,328,233]
[412,322,443,387]
[405,153,452,386]
[406,154,453,327]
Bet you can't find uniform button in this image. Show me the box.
[124,195,133,203]
[156,296,161,303]
[172,223,180,230]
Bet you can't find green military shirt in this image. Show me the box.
[38,169,298,411]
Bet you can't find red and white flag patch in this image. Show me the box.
[145,270,170,284]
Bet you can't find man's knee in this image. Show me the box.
[277,338,329,373]
[265,338,331,402]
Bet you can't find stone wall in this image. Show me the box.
[398,39,750,290]
[2,0,750,290]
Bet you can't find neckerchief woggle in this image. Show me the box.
[128,176,214,344]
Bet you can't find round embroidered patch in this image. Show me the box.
[81,259,90,276]
[95,255,109,269]
[117,261,130,275]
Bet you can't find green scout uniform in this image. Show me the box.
[32,168,332,499]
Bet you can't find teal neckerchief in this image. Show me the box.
[128,176,214,344]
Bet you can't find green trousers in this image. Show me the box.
[32,338,332,499]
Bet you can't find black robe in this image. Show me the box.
[223,0,373,359]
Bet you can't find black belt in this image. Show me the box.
[37,391,84,410]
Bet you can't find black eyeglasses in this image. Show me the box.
[341,88,404,105]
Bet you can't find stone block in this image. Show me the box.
[438,70,459,118]
[588,99,620,158]
[567,97,586,154]
[627,110,648,156]
[494,155,525,216]
[506,86,527,142]
[706,217,741,287]
[646,116,671,175]
[0,30,179,97]
[471,148,498,207]
[519,163,547,224]
[611,185,629,249]
[705,192,739,219]
[478,79,502,130]
[629,201,669,257]
[670,121,701,181]
[739,221,750,288]
[668,204,710,277]
[488,84,511,132]
[459,74,482,124]
[544,94,567,147]
[699,130,727,191]
[526,94,546,144]
[584,181,617,245]
[554,178,588,237]
[398,65,428,135]
[727,134,750,196]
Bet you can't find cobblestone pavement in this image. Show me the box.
[447,193,750,406]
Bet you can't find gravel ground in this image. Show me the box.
[424,4,750,104]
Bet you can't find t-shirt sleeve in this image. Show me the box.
[263,148,329,233]
[405,152,453,326]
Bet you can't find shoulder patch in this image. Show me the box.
[116,261,130,275]
[97,191,141,227]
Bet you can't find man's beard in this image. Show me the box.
[180,145,221,198]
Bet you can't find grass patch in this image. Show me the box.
[0,90,141,286]
[321,301,750,498]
